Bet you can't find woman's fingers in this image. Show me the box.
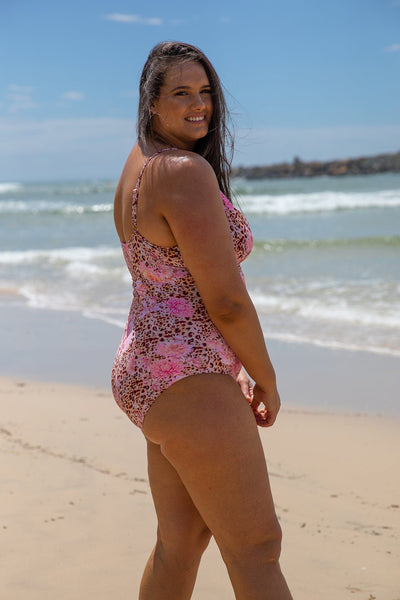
[236,369,254,403]
[251,385,281,427]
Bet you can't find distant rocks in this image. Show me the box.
[232,151,400,179]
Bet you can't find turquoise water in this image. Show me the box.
[1,173,399,357]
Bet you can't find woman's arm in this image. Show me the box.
[151,152,280,426]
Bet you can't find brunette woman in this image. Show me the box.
[112,41,293,600]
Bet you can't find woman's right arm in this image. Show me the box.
[153,152,280,426]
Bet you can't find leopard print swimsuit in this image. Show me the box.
[111,149,254,429]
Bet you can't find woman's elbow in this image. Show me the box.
[207,294,248,324]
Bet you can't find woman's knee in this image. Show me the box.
[219,517,282,569]
[156,522,212,568]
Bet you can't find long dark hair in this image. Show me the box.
[137,41,234,198]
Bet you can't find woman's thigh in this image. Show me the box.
[146,439,211,552]
[143,374,279,554]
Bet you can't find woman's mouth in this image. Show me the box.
[185,115,206,122]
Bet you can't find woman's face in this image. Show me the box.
[151,61,213,150]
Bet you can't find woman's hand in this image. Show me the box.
[236,368,254,403]
[250,384,281,428]
[237,369,281,427]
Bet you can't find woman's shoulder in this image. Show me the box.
[154,149,216,188]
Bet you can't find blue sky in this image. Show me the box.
[1,0,399,181]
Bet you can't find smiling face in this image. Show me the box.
[150,61,213,150]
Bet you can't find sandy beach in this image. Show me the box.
[1,306,399,599]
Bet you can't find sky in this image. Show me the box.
[1,0,399,181]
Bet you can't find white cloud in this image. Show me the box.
[384,43,400,52]
[6,84,38,114]
[61,91,85,101]
[8,84,34,94]
[105,13,162,25]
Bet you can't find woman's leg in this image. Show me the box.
[143,373,293,600]
[139,440,212,600]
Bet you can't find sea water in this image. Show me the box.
[1,173,399,358]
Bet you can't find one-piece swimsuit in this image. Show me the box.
[111,149,254,429]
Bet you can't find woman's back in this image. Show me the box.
[114,145,177,248]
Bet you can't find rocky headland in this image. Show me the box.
[232,151,400,179]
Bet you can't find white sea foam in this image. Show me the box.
[0,182,22,194]
[0,246,119,265]
[0,199,113,214]
[1,186,400,216]
[83,310,126,329]
[18,285,79,311]
[250,290,400,330]
[241,189,400,214]
[62,202,113,214]
[262,331,400,358]
[65,262,106,277]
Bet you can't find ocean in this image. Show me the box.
[1,173,399,359]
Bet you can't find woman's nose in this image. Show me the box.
[191,93,205,110]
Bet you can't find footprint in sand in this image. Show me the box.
[44,516,65,523]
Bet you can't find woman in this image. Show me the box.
[112,41,293,599]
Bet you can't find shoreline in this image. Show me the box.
[1,302,398,416]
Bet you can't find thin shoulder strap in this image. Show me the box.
[134,147,176,193]
[132,147,176,225]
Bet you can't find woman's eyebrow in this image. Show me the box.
[170,84,211,92]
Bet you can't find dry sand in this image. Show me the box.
[1,376,399,599]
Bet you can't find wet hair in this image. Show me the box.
[137,41,234,198]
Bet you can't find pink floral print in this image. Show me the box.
[150,357,185,379]
[166,297,193,318]
[156,339,193,357]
